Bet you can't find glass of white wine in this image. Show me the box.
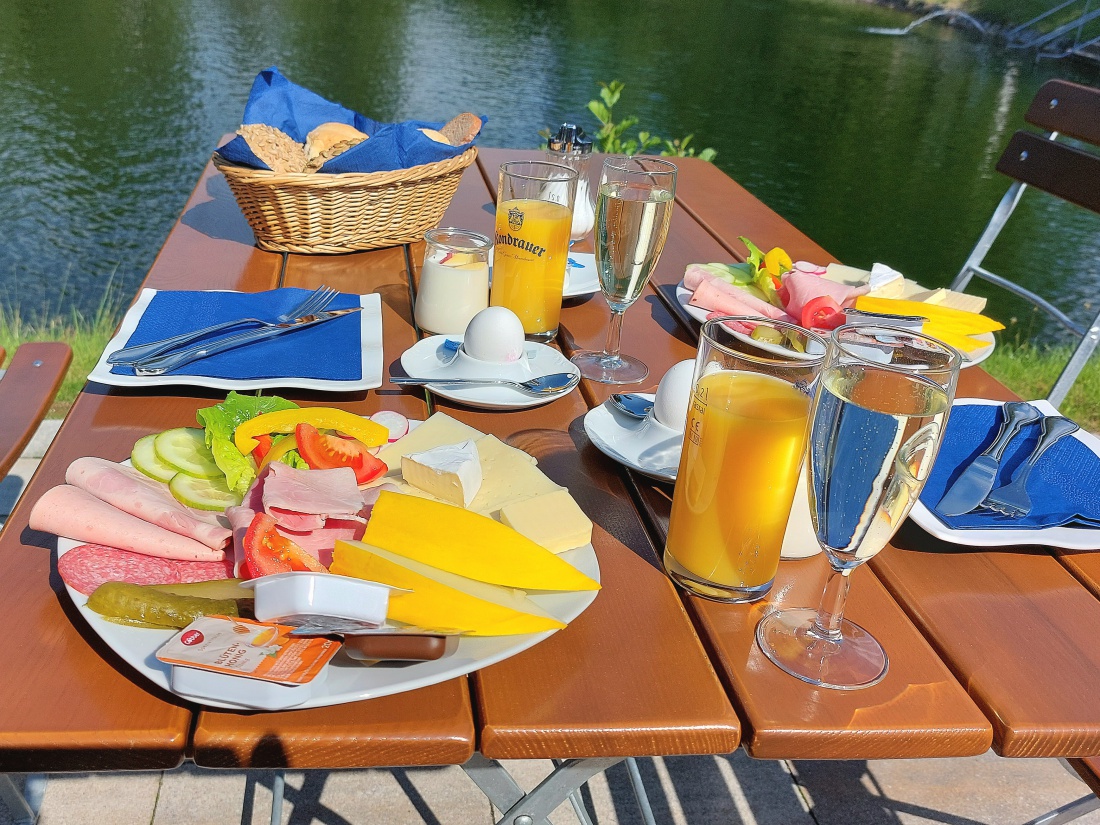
[756,325,961,690]
[570,156,677,384]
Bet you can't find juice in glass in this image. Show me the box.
[664,370,811,599]
[662,317,826,603]
[491,198,572,340]
[490,161,577,343]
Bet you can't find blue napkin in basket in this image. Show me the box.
[109,288,363,382]
[920,403,1100,530]
[215,67,484,174]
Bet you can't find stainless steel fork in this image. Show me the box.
[108,285,338,365]
[981,415,1079,518]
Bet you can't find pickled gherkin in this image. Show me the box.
[87,582,239,629]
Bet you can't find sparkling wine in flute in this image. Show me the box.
[755,325,960,690]
[809,363,950,567]
[595,182,675,311]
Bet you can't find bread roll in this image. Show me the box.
[418,127,452,146]
[237,124,308,174]
[304,122,369,170]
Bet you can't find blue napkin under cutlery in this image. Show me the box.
[109,288,363,382]
[922,403,1100,530]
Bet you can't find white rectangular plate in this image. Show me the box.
[89,289,384,392]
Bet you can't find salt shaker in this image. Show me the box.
[547,123,595,241]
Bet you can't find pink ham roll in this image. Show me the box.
[66,457,230,551]
[689,277,795,323]
[782,271,869,318]
[30,485,225,562]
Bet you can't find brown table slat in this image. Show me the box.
[415,159,741,759]
[477,147,993,759]
[191,237,478,768]
[0,159,287,770]
[0,342,72,478]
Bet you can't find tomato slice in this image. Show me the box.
[243,512,327,578]
[295,423,387,485]
[251,434,273,464]
[800,295,845,330]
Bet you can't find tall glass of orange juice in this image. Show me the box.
[664,317,828,603]
[491,161,577,342]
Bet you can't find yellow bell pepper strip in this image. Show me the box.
[234,408,388,455]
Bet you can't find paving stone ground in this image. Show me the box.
[2,422,1097,825]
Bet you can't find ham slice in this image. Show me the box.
[262,464,364,521]
[30,485,224,562]
[783,270,869,318]
[65,457,231,551]
[683,264,720,291]
[689,277,794,323]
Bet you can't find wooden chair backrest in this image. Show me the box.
[996,80,1100,216]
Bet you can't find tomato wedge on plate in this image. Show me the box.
[243,513,327,578]
[295,423,387,485]
[800,295,846,330]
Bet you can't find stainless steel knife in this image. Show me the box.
[131,306,363,376]
[936,401,1042,517]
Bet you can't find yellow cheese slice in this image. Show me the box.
[363,492,600,591]
[331,541,565,636]
[854,297,1004,333]
[499,489,593,554]
[922,325,989,353]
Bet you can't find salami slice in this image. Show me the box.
[174,558,233,584]
[59,544,180,596]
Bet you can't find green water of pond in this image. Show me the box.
[2,0,1099,344]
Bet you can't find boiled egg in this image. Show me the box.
[462,306,525,363]
[653,360,695,432]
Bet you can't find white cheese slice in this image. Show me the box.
[823,263,870,287]
[469,436,562,517]
[377,412,484,471]
[500,490,593,554]
[401,440,482,507]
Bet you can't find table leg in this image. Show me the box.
[270,770,285,825]
[463,753,624,825]
[1023,794,1100,825]
[0,774,43,825]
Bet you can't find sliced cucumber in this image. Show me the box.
[154,428,221,479]
[131,434,177,482]
[169,472,243,511]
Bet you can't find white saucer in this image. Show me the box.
[400,335,580,410]
[674,280,995,367]
[583,395,683,482]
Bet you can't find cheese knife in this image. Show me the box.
[936,401,1042,517]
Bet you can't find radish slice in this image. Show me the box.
[793,261,827,276]
[370,411,410,442]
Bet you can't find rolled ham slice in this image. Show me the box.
[783,270,869,318]
[689,277,794,323]
[65,457,231,551]
[30,485,224,562]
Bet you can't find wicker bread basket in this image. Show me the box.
[214,146,478,254]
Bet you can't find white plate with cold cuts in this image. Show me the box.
[583,395,683,483]
[57,534,600,711]
[400,335,580,411]
[674,280,995,368]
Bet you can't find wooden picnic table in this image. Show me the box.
[0,145,1097,821]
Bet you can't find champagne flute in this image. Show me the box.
[756,325,961,690]
[570,157,677,384]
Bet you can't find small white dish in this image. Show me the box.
[171,662,327,711]
[584,395,683,482]
[564,253,600,297]
[400,335,580,410]
[243,572,393,625]
[90,289,385,391]
[909,398,1100,550]
[673,280,994,367]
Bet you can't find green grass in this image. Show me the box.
[982,340,1100,431]
[0,303,122,418]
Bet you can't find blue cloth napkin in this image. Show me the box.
[921,403,1100,530]
[109,288,363,382]
[215,67,484,174]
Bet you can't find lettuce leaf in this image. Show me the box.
[196,392,299,496]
